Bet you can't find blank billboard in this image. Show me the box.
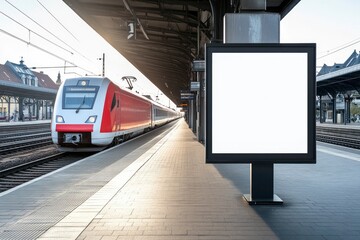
[205,43,316,163]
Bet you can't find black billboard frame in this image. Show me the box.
[205,43,316,164]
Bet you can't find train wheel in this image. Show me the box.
[111,137,121,146]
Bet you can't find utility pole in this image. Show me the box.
[97,53,105,77]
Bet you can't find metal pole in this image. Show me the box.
[102,53,105,77]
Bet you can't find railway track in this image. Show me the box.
[316,124,360,149]
[2,121,360,193]
[0,122,50,132]
[0,152,90,193]
[0,122,52,154]
[0,136,53,155]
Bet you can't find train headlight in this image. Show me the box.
[85,115,97,123]
[56,115,65,123]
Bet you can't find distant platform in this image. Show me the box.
[0,120,50,126]
[317,122,360,128]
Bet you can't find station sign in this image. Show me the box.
[180,91,195,100]
[192,60,205,72]
[127,21,136,40]
[205,43,316,164]
[190,81,200,92]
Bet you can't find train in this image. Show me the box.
[51,77,180,152]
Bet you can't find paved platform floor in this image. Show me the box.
[1,119,360,239]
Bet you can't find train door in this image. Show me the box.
[115,91,121,130]
[151,104,155,128]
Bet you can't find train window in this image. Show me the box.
[154,108,168,118]
[63,86,99,109]
[111,94,116,111]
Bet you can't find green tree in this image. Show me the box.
[350,103,360,121]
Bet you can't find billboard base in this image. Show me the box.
[243,194,283,205]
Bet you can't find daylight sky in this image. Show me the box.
[1,0,360,103]
[281,0,360,68]
[0,0,173,106]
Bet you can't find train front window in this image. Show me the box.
[63,86,99,109]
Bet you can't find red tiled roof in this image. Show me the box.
[33,71,59,90]
[0,64,23,84]
[0,63,58,90]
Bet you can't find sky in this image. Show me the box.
[1,0,360,102]
[0,0,173,107]
[281,0,360,68]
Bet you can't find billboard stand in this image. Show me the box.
[243,163,283,205]
[205,42,316,204]
[223,13,282,205]
[206,13,316,205]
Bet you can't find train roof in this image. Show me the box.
[63,77,178,112]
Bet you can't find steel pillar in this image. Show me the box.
[332,97,336,123]
[198,77,205,142]
[19,97,24,121]
[319,96,324,123]
[345,96,351,124]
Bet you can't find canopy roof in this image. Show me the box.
[64,0,301,105]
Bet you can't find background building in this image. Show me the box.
[0,58,58,121]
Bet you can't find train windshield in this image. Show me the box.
[63,86,99,109]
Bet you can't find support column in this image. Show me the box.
[192,99,197,133]
[345,96,351,124]
[45,101,48,119]
[224,12,283,204]
[332,97,336,124]
[243,163,282,204]
[19,97,24,121]
[36,100,40,120]
[49,101,53,120]
[28,102,32,121]
[319,96,323,123]
[199,77,205,142]
[7,96,11,122]
[188,100,194,129]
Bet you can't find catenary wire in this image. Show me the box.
[36,0,79,42]
[0,27,98,76]
[318,37,360,60]
[5,0,91,62]
[0,11,74,55]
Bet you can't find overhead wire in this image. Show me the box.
[319,36,360,55]
[1,0,98,76]
[0,27,74,65]
[0,11,74,55]
[5,0,90,61]
[36,0,79,42]
[318,37,360,60]
[0,27,97,75]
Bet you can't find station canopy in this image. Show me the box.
[317,50,360,97]
[64,0,300,105]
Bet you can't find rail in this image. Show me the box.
[316,125,360,149]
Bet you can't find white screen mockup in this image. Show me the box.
[211,52,308,154]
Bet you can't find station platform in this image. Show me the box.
[1,118,360,239]
[0,119,50,126]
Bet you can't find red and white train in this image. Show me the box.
[51,77,180,152]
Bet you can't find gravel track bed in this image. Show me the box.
[0,145,60,171]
